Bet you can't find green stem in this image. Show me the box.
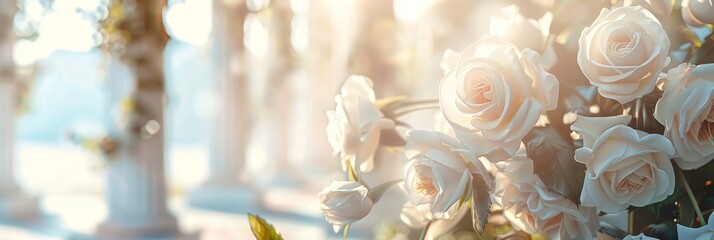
[419,221,432,240]
[678,166,707,226]
[381,99,438,112]
[343,224,350,240]
[392,105,440,117]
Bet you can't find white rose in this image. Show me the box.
[623,233,659,240]
[318,181,374,232]
[402,130,491,219]
[494,147,598,239]
[572,115,675,213]
[439,36,559,161]
[577,6,670,104]
[399,201,437,228]
[489,4,552,53]
[682,0,714,26]
[655,63,714,170]
[612,0,673,19]
[678,213,714,240]
[326,75,395,172]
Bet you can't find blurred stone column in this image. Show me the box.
[259,0,302,189]
[188,0,257,212]
[97,0,178,238]
[0,0,39,222]
[306,0,337,177]
[350,0,398,96]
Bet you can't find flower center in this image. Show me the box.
[464,69,493,105]
[617,175,646,192]
[698,103,714,142]
[415,174,437,196]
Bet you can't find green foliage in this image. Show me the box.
[693,32,714,64]
[248,214,284,240]
[624,90,665,135]
[346,161,360,182]
[471,176,491,233]
[523,126,585,204]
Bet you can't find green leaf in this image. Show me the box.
[693,33,714,64]
[367,180,401,203]
[247,214,284,240]
[346,161,360,182]
[623,91,664,135]
[471,176,490,233]
[523,126,585,204]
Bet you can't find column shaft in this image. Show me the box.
[98,0,177,237]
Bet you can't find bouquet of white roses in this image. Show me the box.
[320,0,714,239]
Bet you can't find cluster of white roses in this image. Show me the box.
[320,0,714,239]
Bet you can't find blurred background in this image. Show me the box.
[0,0,521,239]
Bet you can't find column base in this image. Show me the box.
[0,192,40,222]
[96,215,178,240]
[188,184,259,213]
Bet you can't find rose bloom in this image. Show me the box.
[678,214,714,240]
[682,0,714,26]
[623,233,659,240]
[572,115,675,213]
[399,201,442,228]
[489,4,552,54]
[326,75,395,172]
[439,36,559,161]
[655,63,714,170]
[318,181,373,232]
[402,130,491,219]
[494,147,598,240]
[612,0,673,19]
[577,6,670,104]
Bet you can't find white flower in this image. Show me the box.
[439,36,559,161]
[623,233,659,240]
[318,181,374,232]
[655,63,714,170]
[572,115,676,213]
[326,75,395,172]
[682,0,714,26]
[489,4,552,53]
[399,201,437,228]
[678,213,714,240]
[612,0,673,19]
[494,147,598,239]
[402,130,491,219]
[577,6,670,104]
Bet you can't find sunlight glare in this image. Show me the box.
[245,13,270,57]
[165,0,212,46]
[394,0,434,23]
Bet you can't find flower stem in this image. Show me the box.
[678,166,707,226]
[419,221,432,240]
[392,105,440,117]
[343,224,350,240]
[381,99,438,113]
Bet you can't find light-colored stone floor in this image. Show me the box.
[0,144,339,240]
